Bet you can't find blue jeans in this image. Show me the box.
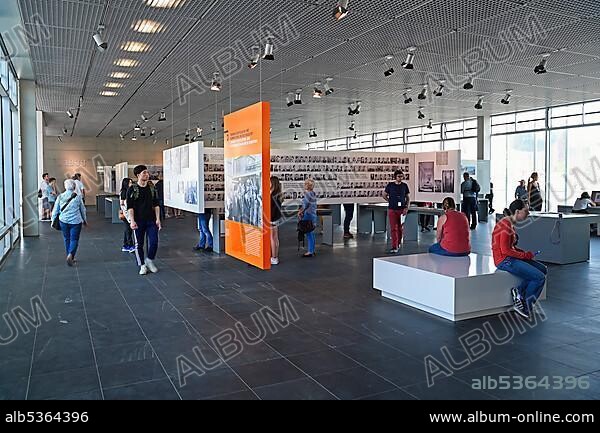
[60,222,82,257]
[133,219,159,266]
[496,257,547,311]
[429,243,470,257]
[462,197,478,228]
[304,214,317,254]
[197,210,213,249]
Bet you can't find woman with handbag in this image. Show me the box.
[120,178,135,253]
[299,178,317,258]
[51,179,87,266]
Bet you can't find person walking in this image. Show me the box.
[383,170,410,254]
[127,165,162,275]
[461,172,480,230]
[72,173,86,204]
[299,179,317,258]
[52,179,87,267]
[39,173,51,220]
[528,172,543,211]
[47,177,58,213]
[120,178,135,253]
[270,176,283,264]
[193,209,214,253]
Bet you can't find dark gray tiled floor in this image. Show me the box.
[1,211,600,400]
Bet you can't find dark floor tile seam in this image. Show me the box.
[101,265,184,400]
[251,375,341,401]
[100,376,169,392]
[24,244,51,401]
[312,366,406,400]
[135,270,263,401]
[74,263,106,400]
[399,378,499,401]
[149,265,342,400]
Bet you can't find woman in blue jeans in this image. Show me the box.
[52,179,87,267]
[492,199,547,318]
[299,179,317,258]
[193,209,213,253]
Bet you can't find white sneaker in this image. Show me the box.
[271,257,279,265]
[145,259,158,273]
[139,265,148,275]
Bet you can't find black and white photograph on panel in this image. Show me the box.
[225,154,263,228]
[443,170,455,193]
[418,161,435,193]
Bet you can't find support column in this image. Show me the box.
[20,80,40,237]
[477,115,491,161]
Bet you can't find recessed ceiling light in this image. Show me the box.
[132,19,165,33]
[100,90,118,97]
[121,41,151,53]
[114,58,139,67]
[104,82,124,88]
[144,0,186,8]
[110,72,131,79]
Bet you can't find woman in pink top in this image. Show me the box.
[429,197,471,257]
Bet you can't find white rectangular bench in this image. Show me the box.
[373,253,547,322]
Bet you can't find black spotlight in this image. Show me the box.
[501,91,512,105]
[289,122,295,129]
[463,76,474,90]
[534,55,549,75]
[384,67,395,77]
[417,110,425,120]
[474,97,484,110]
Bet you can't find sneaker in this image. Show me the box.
[128,246,137,253]
[66,254,74,267]
[389,248,398,254]
[204,247,213,253]
[511,288,529,318]
[271,257,279,265]
[193,245,204,252]
[343,233,354,239]
[145,259,158,273]
[122,246,131,252]
[139,265,148,275]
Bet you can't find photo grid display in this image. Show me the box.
[270,151,412,204]
[203,150,225,210]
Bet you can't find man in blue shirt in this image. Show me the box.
[384,170,411,254]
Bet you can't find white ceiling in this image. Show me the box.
[16,0,600,146]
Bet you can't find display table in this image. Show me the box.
[403,207,445,242]
[503,212,600,264]
[96,194,118,214]
[317,209,333,246]
[357,204,387,234]
[373,253,546,321]
[105,197,121,224]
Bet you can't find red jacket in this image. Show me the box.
[492,218,532,266]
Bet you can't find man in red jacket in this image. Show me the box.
[492,200,547,319]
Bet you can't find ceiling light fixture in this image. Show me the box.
[158,109,167,122]
[417,86,427,100]
[248,46,260,69]
[132,19,165,33]
[144,0,186,8]
[289,121,296,129]
[185,129,190,142]
[333,0,349,21]
[263,37,274,61]
[403,88,413,104]
[534,53,550,75]
[134,122,141,131]
[210,72,222,92]
[131,133,137,141]
[121,41,150,53]
[313,82,323,99]
[286,92,294,107]
[474,96,484,110]
[348,101,361,116]
[114,58,139,67]
[427,119,433,129]
[294,89,303,105]
[92,24,107,52]
[401,47,416,70]
[295,119,301,128]
[501,90,513,105]
[110,71,131,79]
[66,109,74,119]
[384,55,395,77]
[294,132,298,141]
[324,77,334,95]
[104,82,124,88]
[349,121,355,131]
[140,128,147,137]
[417,109,425,120]
[141,113,149,122]
[119,133,125,141]
[150,128,156,136]
[433,81,445,97]
[99,90,118,96]
[463,75,474,90]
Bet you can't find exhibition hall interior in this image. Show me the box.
[2,0,600,403]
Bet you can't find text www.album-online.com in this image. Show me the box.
[429,412,595,423]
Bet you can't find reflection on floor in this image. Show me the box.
[1,211,599,400]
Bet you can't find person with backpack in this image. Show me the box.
[461,172,480,230]
[127,165,162,275]
[52,179,87,267]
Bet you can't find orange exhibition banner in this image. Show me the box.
[224,102,271,270]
